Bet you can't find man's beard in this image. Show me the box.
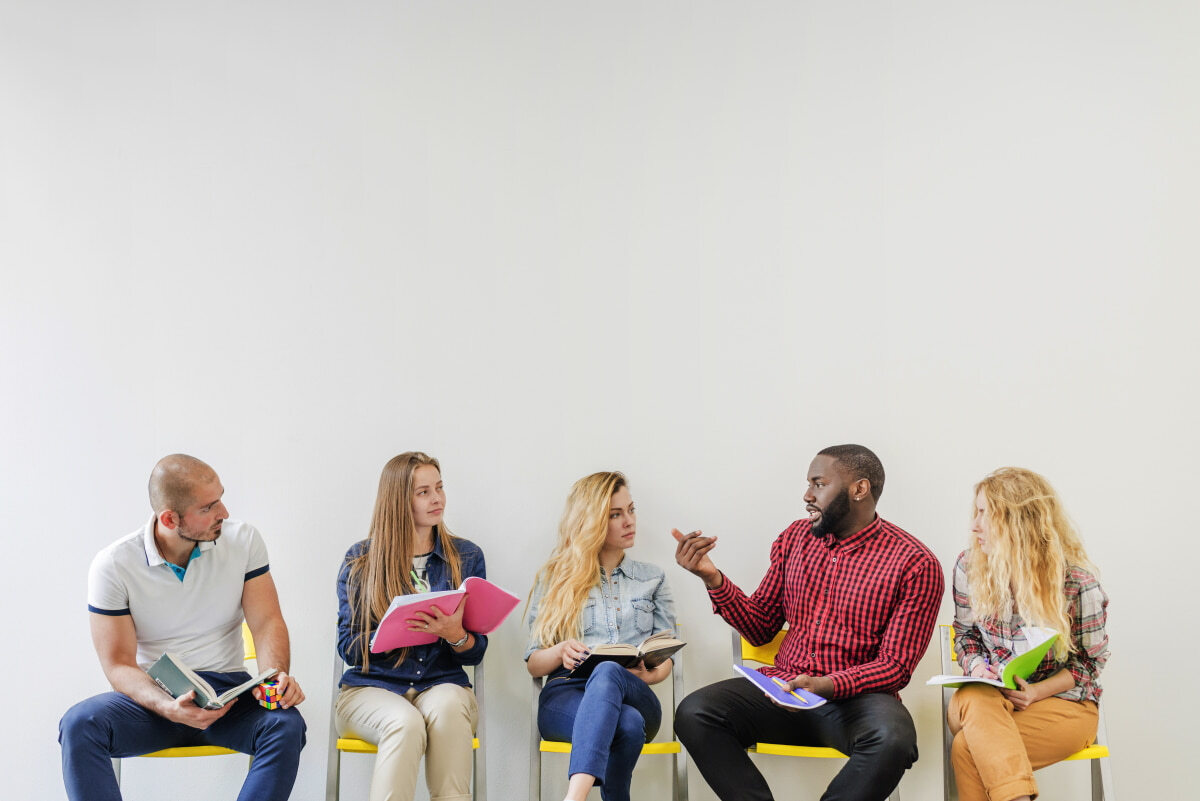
[178,522,222,543]
[811,491,852,537]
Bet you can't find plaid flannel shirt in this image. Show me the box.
[708,516,944,699]
[952,550,1109,701]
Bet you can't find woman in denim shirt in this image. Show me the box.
[336,452,486,801]
[525,471,677,801]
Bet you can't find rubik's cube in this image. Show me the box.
[258,681,282,710]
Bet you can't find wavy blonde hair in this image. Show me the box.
[967,467,1094,660]
[347,452,463,671]
[528,471,626,649]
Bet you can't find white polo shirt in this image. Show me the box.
[87,516,270,672]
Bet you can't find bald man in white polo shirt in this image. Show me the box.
[59,454,307,801]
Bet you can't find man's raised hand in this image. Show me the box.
[672,528,723,589]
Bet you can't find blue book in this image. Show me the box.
[734,663,827,710]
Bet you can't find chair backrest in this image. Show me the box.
[242,621,256,662]
[938,624,958,671]
[732,627,788,668]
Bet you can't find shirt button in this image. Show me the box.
[810,652,816,658]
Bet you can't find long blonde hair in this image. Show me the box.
[348,452,463,671]
[528,471,626,648]
[967,467,1094,659]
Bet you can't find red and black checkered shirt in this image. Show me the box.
[709,515,944,699]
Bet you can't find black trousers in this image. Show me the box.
[674,678,917,801]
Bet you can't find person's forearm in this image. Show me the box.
[648,659,673,685]
[526,644,564,677]
[105,663,174,716]
[1032,668,1076,700]
[253,617,292,673]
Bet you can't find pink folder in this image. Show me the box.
[369,576,521,652]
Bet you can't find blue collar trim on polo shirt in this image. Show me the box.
[165,545,203,582]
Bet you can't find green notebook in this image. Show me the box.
[927,628,1059,690]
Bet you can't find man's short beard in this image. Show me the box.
[812,491,852,537]
[177,523,221,544]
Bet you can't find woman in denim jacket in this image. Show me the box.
[525,471,677,801]
[335,452,486,801]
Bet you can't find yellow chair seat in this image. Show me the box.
[1064,743,1109,761]
[748,743,847,759]
[336,737,479,754]
[140,746,240,758]
[538,740,680,755]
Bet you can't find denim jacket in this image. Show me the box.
[337,534,487,694]
[524,556,676,669]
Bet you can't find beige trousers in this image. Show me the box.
[947,683,1098,801]
[336,684,478,801]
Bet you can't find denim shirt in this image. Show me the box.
[337,534,487,694]
[524,556,676,669]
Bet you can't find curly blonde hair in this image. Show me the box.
[967,467,1094,659]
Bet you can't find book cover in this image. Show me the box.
[570,633,686,679]
[927,629,1060,690]
[148,653,277,709]
[370,577,521,653]
[734,664,827,710]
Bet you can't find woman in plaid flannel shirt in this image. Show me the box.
[948,467,1110,801]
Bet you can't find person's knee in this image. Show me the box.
[259,708,307,751]
[585,661,625,686]
[59,697,107,747]
[950,731,974,771]
[856,702,917,764]
[673,689,707,741]
[614,706,646,744]
[423,686,477,731]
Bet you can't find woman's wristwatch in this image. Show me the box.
[447,632,470,648]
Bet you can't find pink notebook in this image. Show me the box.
[369,576,521,652]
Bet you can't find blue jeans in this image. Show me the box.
[59,671,307,801]
[675,677,917,801]
[537,661,662,801]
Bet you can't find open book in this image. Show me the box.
[734,663,827,709]
[569,632,686,679]
[370,576,521,653]
[927,627,1059,690]
[148,653,277,710]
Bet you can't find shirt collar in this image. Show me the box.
[815,514,883,553]
[140,514,217,566]
[426,528,448,562]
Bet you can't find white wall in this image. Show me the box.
[2,2,1196,799]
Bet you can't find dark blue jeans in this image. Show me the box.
[675,677,917,801]
[59,671,306,801]
[538,661,662,801]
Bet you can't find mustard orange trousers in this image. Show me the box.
[947,683,1097,801]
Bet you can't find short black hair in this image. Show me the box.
[817,444,885,502]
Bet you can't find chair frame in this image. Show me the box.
[325,647,485,801]
[937,624,1115,801]
[528,626,688,801]
[111,623,256,784]
[732,628,900,801]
